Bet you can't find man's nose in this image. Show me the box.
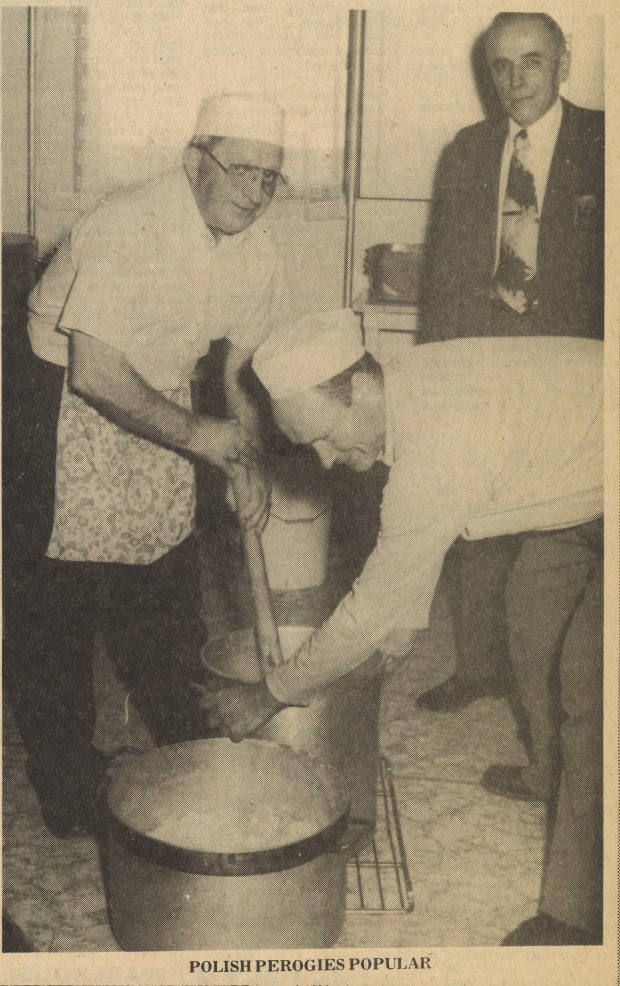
[243,174,264,206]
[509,63,525,88]
[315,442,337,469]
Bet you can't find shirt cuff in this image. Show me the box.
[265,672,311,707]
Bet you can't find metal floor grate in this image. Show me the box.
[346,755,414,913]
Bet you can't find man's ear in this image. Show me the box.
[558,48,571,86]
[183,145,201,180]
[351,370,377,404]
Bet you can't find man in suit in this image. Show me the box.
[416,13,604,728]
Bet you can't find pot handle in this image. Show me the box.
[331,817,374,855]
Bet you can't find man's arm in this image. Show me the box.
[221,339,272,531]
[264,427,492,706]
[418,138,462,343]
[265,511,462,705]
[69,330,255,479]
[195,482,471,737]
[223,340,261,434]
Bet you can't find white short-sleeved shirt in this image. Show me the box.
[29,167,288,564]
[29,167,288,388]
[267,337,603,704]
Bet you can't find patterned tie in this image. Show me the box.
[493,129,539,314]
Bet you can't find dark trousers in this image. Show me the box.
[448,533,524,684]
[507,520,603,935]
[3,356,206,809]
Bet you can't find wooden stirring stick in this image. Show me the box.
[230,463,284,676]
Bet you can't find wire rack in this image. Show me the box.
[346,755,414,913]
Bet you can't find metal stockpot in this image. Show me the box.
[106,739,354,950]
[364,242,424,305]
[202,626,383,832]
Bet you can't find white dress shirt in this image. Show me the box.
[266,337,603,705]
[494,98,563,271]
[29,167,287,390]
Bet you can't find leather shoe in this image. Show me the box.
[39,802,98,840]
[481,764,548,802]
[415,674,510,712]
[33,749,114,840]
[502,913,598,946]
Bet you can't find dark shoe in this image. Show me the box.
[502,913,597,946]
[29,747,111,839]
[39,802,96,840]
[415,673,510,712]
[40,774,110,840]
[481,764,548,802]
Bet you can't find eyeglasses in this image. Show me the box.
[190,142,286,197]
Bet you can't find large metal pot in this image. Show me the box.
[106,739,353,950]
[364,242,424,305]
[202,626,383,831]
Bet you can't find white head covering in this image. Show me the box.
[253,309,365,401]
[193,94,284,146]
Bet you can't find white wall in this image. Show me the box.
[352,3,604,300]
[2,7,30,236]
[21,2,349,312]
[361,3,605,200]
[2,4,605,312]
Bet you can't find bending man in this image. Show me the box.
[198,310,603,946]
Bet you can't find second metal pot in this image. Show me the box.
[202,626,383,832]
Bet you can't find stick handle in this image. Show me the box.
[231,466,283,675]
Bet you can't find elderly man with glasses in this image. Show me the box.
[7,94,289,838]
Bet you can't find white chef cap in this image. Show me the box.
[193,94,284,146]
[253,309,365,401]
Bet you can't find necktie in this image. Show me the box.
[493,129,539,314]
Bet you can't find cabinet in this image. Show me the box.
[353,295,419,364]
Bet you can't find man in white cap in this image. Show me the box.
[7,94,288,838]
[198,310,603,946]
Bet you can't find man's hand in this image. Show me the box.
[223,341,264,445]
[228,461,271,532]
[190,416,259,476]
[379,627,418,660]
[234,467,271,532]
[192,679,285,742]
[233,398,263,450]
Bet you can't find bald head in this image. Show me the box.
[485,12,570,127]
[486,13,567,56]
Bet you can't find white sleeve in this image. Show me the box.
[57,213,140,353]
[225,249,290,352]
[27,238,77,364]
[266,454,481,704]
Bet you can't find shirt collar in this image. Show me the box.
[179,166,218,252]
[508,97,563,147]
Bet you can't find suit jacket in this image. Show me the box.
[419,99,604,342]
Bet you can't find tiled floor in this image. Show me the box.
[2,565,546,952]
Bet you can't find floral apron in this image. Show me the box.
[46,376,196,565]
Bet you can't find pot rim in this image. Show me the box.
[366,242,422,254]
[106,808,349,876]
